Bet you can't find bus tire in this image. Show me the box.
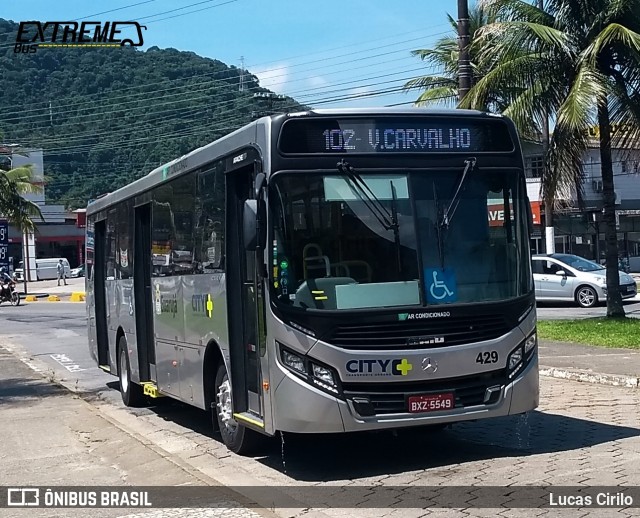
[214,363,261,455]
[118,337,146,407]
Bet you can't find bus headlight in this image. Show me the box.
[311,363,336,385]
[524,332,537,354]
[508,347,523,372]
[278,343,342,397]
[281,349,305,373]
[507,330,537,379]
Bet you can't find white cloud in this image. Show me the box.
[307,75,329,89]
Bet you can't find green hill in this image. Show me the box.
[0,19,304,208]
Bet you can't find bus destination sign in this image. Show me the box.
[278,118,514,154]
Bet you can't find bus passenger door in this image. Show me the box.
[134,203,156,381]
[93,220,110,369]
[226,161,266,426]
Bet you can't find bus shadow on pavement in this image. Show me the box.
[253,411,640,482]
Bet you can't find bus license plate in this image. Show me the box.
[408,393,455,413]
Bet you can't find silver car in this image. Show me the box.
[532,253,637,308]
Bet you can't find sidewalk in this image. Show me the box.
[539,339,640,388]
[0,346,270,517]
[16,277,85,300]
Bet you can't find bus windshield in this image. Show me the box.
[270,169,531,311]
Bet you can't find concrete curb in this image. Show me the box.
[21,291,86,302]
[540,365,640,388]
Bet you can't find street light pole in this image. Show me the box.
[457,0,472,102]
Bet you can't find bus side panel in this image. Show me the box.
[118,279,139,382]
[153,276,183,396]
[182,272,229,410]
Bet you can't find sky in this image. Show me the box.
[3,0,460,109]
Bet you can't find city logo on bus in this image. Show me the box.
[398,311,451,321]
[345,358,413,377]
[191,294,214,319]
[14,21,147,54]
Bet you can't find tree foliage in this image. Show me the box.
[0,164,43,233]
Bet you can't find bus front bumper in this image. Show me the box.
[272,354,539,433]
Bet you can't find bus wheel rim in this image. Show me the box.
[216,378,237,433]
[120,350,129,393]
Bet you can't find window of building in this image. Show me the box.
[525,155,544,178]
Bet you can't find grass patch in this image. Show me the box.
[538,318,640,348]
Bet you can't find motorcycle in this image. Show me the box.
[0,281,20,306]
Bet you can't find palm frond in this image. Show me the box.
[413,86,458,107]
[582,24,640,67]
[554,64,606,130]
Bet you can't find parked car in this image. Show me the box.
[14,258,71,281]
[70,263,85,278]
[532,253,637,308]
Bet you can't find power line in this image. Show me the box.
[76,0,158,22]
[143,0,238,24]
[2,29,447,119]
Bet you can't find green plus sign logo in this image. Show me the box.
[393,358,413,376]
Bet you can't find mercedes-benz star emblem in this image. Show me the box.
[421,357,438,373]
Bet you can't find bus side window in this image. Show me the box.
[196,162,225,272]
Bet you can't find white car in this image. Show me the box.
[70,264,85,278]
[532,254,637,308]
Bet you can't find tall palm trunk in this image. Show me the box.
[538,0,555,256]
[597,97,624,317]
[541,119,554,254]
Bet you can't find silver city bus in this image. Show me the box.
[86,108,538,454]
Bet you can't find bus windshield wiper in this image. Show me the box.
[439,157,476,229]
[336,159,398,233]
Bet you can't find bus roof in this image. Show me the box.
[86,107,507,215]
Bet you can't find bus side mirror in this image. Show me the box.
[243,198,266,251]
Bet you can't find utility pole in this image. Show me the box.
[536,0,554,253]
[457,0,472,102]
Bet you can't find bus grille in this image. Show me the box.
[342,371,505,415]
[328,315,510,350]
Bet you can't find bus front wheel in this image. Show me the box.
[213,363,261,455]
[118,337,146,407]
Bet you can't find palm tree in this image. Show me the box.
[464,0,640,317]
[403,6,502,109]
[0,164,43,233]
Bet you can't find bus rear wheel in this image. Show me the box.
[213,363,261,455]
[118,337,146,407]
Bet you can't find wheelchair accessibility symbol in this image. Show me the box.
[425,268,457,303]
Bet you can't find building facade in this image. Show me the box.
[1,148,86,271]
[525,141,640,271]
